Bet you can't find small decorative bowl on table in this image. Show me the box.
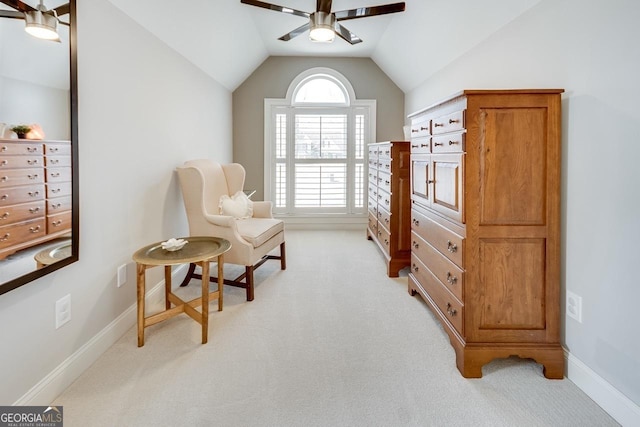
[161,238,188,252]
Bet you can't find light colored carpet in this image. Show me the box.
[53,230,618,426]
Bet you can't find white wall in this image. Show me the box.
[0,0,232,405]
[405,0,640,412]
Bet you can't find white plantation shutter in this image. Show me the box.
[267,71,374,217]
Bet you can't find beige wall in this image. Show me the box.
[233,56,404,200]
[0,0,232,405]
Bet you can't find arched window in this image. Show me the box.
[265,68,376,222]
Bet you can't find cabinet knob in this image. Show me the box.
[1,160,7,166]
[1,212,9,220]
[449,140,458,145]
[434,142,443,147]
[447,240,458,253]
[446,303,457,316]
[411,144,419,148]
[412,218,419,226]
[434,123,444,128]
[28,191,40,197]
[412,241,419,249]
[412,263,419,272]
[29,207,41,213]
[28,174,38,180]
[1,146,7,152]
[421,144,428,148]
[29,225,41,233]
[446,272,458,285]
[1,232,9,241]
[1,176,7,182]
[449,119,459,124]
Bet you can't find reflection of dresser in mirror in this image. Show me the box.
[0,140,72,260]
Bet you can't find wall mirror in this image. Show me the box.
[0,0,77,295]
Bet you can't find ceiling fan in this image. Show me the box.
[0,0,70,41]
[241,0,405,44]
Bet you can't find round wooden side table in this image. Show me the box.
[132,236,231,347]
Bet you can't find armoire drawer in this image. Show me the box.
[0,142,42,156]
[0,218,46,250]
[0,168,44,188]
[47,211,72,234]
[411,231,463,301]
[378,158,391,173]
[47,182,72,198]
[411,208,464,268]
[0,200,45,225]
[377,188,391,211]
[378,171,391,194]
[0,184,45,207]
[0,155,42,169]
[377,206,391,231]
[432,110,465,135]
[410,137,430,154]
[411,116,431,138]
[410,254,463,335]
[376,225,391,255]
[432,132,465,154]
[368,212,377,235]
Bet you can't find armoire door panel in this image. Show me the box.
[432,154,463,223]
[479,107,547,226]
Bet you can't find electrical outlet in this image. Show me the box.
[566,290,582,323]
[55,294,71,329]
[117,264,127,287]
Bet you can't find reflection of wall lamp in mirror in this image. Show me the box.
[24,1,60,42]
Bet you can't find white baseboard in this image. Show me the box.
[13,265,188,406]
[565,350,640,426]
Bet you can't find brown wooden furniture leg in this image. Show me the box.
[246,265,254,301]
[164,265,172,310]
[218,255,224,311]
[137,263,146,347]
[201,260,209,344]
[280,242,286,270]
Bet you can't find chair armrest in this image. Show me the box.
[204,213,237,228]
[252,201,273,218]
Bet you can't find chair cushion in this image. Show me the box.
[219,191,253,219]
[236,218,284,248]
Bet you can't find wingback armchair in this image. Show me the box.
[176,160,286,301]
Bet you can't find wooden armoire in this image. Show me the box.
[407,89,564,378]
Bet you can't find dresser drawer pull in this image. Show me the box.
[1,176,7,182]
[447,240,458,253]
[411,128,419,133]
[51,203,61,209]
[411,144,419,148]
[1,233,9,241]
[51,188,61,194]
[1,212,8,220]
[421,143,428,148]
[384,180,390,185]
[449,119,459,124]
[446,272,458,285]
[52,220,63,227]
[28,191,40,197]
[384,199,390,205]
[49,147,60,153]
[412,241,419,249]
[28,174,38,180]
[434,123,444,128]
[384,239,389,246]
[449,140,458,145]
[412,218,419,226]
[421,126,429,131]
[446,303,457,316]
[428,180,435,184]
[378,194,382,199]
[384,218,389,225]
[1,160,7,166]
[385,164,390,169]
[412,263,419,272]
[434,142,443,146]
[51,172,61,178]
[27,159,39,165]
[50,159,60,164]
[1,146,6,152]
[1,194,8,200]
[27,147,38,153]
[29,207,41,213]
[29,225,41,233]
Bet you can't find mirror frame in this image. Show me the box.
[0,0,78,296]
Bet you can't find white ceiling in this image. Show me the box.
[108,0,542,92]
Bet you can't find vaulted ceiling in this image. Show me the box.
[110,0,542,92]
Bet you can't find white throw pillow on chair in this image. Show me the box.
[219,191,253,219]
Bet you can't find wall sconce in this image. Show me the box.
[24,1,60,42]
[309,12,335,43]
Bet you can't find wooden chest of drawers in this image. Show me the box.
[367,141,411,277]
[407,90,564,379]
[0,140,72,260]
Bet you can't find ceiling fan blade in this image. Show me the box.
[335,23,362,45]
[241,0,309,19]
[54,3,70,16]
[278,22,310,41]
[335,2,405,21]
[316,0,332,14]
[0,9,24,19]
[0,0,35,13]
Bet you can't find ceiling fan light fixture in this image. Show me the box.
[24,5,60,42]
[309,12,335,43]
